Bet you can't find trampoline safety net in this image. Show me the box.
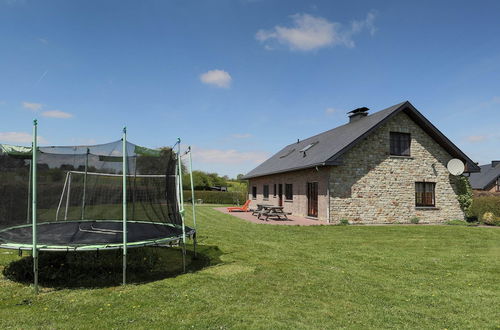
[0,139,188,250]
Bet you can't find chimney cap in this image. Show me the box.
[347,107,369,115]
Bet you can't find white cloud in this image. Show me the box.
[325,107,338,115]
[200,70,232,88]
[231,133,252,139]
[256,11,377,51]
[351,11,377,36]
[38,38,48,44]
[466,135,488,143]
[22,101,43,111]
[191,146,269,165]
[479,96,500,108]
[42,110,73,119]
[0,132,47,144]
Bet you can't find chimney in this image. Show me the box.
[492,160,500,168]
[347,107,369,123]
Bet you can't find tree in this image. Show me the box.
[135,147,183,175]
[182,170,228,190]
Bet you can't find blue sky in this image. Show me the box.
[1,0,499,177]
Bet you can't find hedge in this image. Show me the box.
[468,196,500,221]
[183,191,247,205]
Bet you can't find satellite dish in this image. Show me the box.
[447,159,465,176]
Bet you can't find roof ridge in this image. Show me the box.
[280,100,409,149]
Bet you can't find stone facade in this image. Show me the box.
[248,111,465,224]
[329,112,464,224]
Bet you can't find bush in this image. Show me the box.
[482,212,500,226]
[338,218,349,225]
[410,217,420,224]
[456,175,473,214]
[183,191,247,205]
[469,196,500,221]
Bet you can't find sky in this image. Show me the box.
[0,0,499,177]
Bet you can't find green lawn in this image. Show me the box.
[1,205,499,328]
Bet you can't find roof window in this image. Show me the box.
[299,142,318,156]
[279,148,295,158]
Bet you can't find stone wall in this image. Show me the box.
[329,111,464,224]
[248,167,330,221]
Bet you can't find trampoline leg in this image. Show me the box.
[122,251,127,285]
[33,249,39,294]
[182,241,186,273]
[193,234,198,259]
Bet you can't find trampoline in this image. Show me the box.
[0,121,198,292]
[0,220,195,251]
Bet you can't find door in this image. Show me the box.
[307,182,318,217]
[278,184,283,207]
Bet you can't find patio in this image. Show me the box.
[214,207,330,226]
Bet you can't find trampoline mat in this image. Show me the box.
[0,221,188,249]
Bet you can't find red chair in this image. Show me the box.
[227,200,251,212]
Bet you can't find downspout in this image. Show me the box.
[326,167,331,224]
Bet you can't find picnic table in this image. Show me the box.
[252,203,273,216]
[257,205,288,221]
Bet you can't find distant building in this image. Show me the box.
[243,101,480,224]
[210,186,228,192]
[468,161,500,193]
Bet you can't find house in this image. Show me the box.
[242,101,480,224]
[468,161,500,193]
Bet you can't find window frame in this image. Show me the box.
[415,182,436,207]
[496,177,500,192]
[252,186,257,200]
[263,184,269,200]
[285,183,293,201]
[390,132,411,157]
[273,184,277,197]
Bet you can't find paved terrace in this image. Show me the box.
[214,207,331,226]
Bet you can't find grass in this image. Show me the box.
[1,205,499,328]
[446,219,479,226]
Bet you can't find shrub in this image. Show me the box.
[410,217,420,224]
[482,212,500,226]
[469,196,500,221]
[183,191,247,205]
[338,218,349,225]
[456,175,473,215]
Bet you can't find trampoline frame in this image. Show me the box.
[0,121,198,293]
[0,220,195,251]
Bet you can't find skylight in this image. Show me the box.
[279,148,295,158]
[299,142,318,153]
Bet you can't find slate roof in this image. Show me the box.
[243,101,480,179]
[468,162,500,190]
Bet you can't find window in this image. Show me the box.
[285,184,293,201]
[252,186,257,199]
[263,185,269,199]
[299,142,318,153]
[497,177,500,192]
[279,148,295,158]
[273,184,277,197]
[390,132,411,156]
[415,182,435,207]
